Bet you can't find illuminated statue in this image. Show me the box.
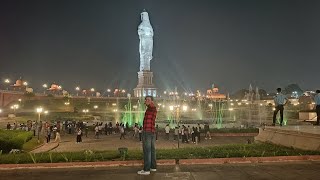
[138,10,154,71]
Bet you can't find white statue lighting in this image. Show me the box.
[138,10,154,71]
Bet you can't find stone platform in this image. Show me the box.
[255,125,320,151]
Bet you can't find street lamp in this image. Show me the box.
[42,84,48,94]
[75,86,80,96]
[82,109,89,115]
[107,88,111,97]
[11,104,19,115]
[90,88,95,96]
[4,79,10,90]
[169,104,186,148]
[182,105,188,112]
[36,107,43,143]
[94,105,98,109]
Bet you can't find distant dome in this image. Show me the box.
[15,79,22,86]
[12,79,23,87]
[49,83,59,90]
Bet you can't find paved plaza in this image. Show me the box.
[1,161,319,180]
[47,131,254,152]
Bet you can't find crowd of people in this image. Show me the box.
[164,123,211,144]
[5,119,213,144]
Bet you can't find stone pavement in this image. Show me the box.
[255,125,320,151]
[266,125,320,135]
[0,161,319,180]
[30,142,59,153]
[47,132,254,152]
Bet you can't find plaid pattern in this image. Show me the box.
[143,104,157,133]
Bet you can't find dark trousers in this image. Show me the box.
[120,133,125,139]
[46,135,51,143]
[76,135,82,142]
[142,132,156,171]
[273,105,284,125]
[197,132,201,142]
[182,134,188,143]
[316,105,320,125]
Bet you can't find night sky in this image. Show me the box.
[1,0,319,94]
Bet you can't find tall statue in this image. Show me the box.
[138,10,154,71]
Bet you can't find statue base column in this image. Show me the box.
[134,71,157,97]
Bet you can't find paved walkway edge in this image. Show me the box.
[210,133,258,137]
[1,155,320,170]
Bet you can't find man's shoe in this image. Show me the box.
[150,168,157,172]
[137,170,150,175]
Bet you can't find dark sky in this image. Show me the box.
[1,0,319,94]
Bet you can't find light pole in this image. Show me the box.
[90,88,95,96]
[36,107,43,143]
[75,86,80,96]
[82,109,89,115]
[4,79,10,90]
[44,110,48,119]
[42,84,48,94]
[170,105,185,149]
[11,104,19,116]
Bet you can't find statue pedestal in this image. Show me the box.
[134,71,157,97]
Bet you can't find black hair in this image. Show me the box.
[276,88,281,93]
[316,90,320,94]
[145,95,154,101]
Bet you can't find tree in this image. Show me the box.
[283,84,303,96]
[231,89,248,99]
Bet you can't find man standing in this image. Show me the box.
[137,96,157,175]
[314,90,320,125]
[165,124,170,140]
[272,88,289,126]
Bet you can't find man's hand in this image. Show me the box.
[284,99,290,106]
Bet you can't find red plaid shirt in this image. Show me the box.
[143,103,157,133]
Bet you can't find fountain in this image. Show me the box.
[120,94,146,127]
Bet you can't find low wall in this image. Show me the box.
[299,112,317,121]
[255,127,320,151]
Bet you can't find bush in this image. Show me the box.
[0,130,33,153]
[0,143,319,164]
[210,128,259,133]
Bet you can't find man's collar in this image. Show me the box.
[147,102,155,108]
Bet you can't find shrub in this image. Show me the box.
[0,130,33,153]
[0,143,319,164]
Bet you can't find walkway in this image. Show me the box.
[50,132,253,152]
[0,161,319,180]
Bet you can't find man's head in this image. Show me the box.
[276,88,281,93]
[144,96,154,106]
[316,90,320,94]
